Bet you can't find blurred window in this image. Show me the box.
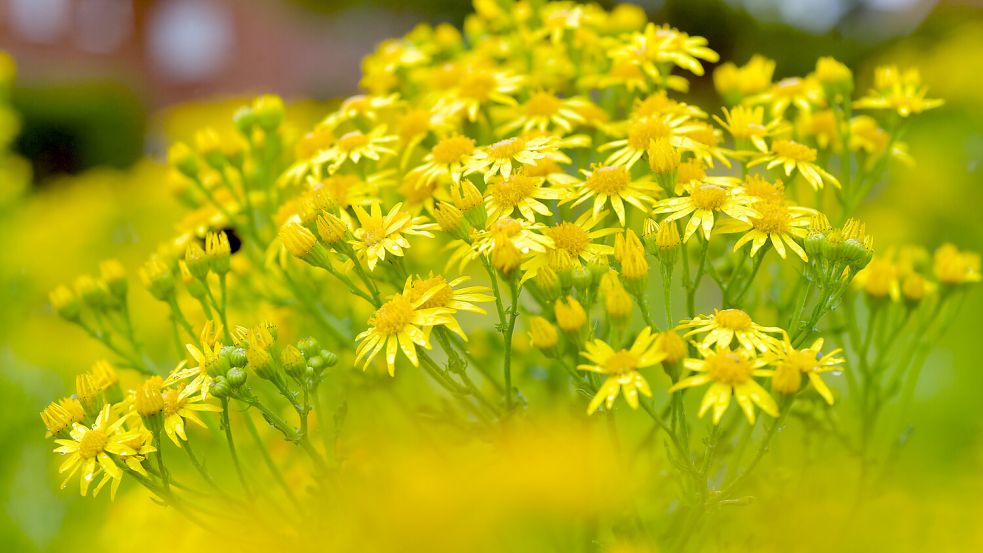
[147,0,234,82]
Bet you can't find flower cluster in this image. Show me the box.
[38,1,975,549]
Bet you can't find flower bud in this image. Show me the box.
[195,129,226,169]
[135,377,165,418]
[297,337,320,358]
[528,316,559,352]
[247,346,275,380]
[771,361,803,396]
[281,345,306,378]
[226,367,247,388]
[554,296,587,332]
[75,275,111,310]
[316,212,348,245]
[320,350,339,367]
[168,142,198,178]
[140,257,175,301]
[571,265,593,292]
[280,222,332,268]
[50,285,81,321]
[206,231,232,275]
[179,261,208,300]
[815,57,853,101]
[252,95,285,130]
[210,376,231,399]
[99,259,128,299]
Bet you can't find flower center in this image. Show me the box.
[690,184,728,210]
[371,296,415,335]
[460,73,495,100]
[432,135,475,164]
[487,137,527,160]
[627,117,671,150]
[525,92,561,117]
[586,166,630,195]
[360,219,388,246]
[781,350,818,374]
[491,217,523,237]
[399,109,431,141]
[751,202,791,235]
[337,131,370,152]
[714,309,752,330]
[489,175,538,208]
[409,276,453,309]
[546,222,590,258]
[677,159,706,185]
[772,139,816,162]
[78,429,108,460]
[743,175,784,202]
[705,351,755,386]
[603,350,639,375]
[162,389,184,417]
[319,175,359,207]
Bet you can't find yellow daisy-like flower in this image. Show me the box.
[520,210,619,282]
[748,139,840,191]
[717,199,816,261]
[578,327,665,414]
[466,134,568,179]
[436,67,522,122]
[406,134,476,188]
[932,243,981,285]
[162,386,223,447]
[483,172,565,222]
[405,274,494,339]
[679,308,784,353]
[570,164,660,225]
[854,65,943,118]
[53,405,153,498]
[766,337,845,404]
[652,181,758,242]
[713,105,782,152]
[472,216,555,262]
[355,285,455,376]
[751,76,823,117]
[351,202,437,271]
[167,323,225,400]
[497,91,589,135]
[610,23,719,79]
[671,345,778,425]
[313,126,398,173]
[600,114,707,169]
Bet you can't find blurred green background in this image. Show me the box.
[1,0,981,551]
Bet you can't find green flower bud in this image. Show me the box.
[281,345,306,378]
[297,337,320,358]
[210,376,230,399]
[226,367,247,388]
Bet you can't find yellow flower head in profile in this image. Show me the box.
[714,105,782,152]
[313,126,398,173]
[680,308,784,353]
[766,337,845,404]
[166,322,225,400]
[854,65,943,118]
[571,164,660,225]
[578,327,665,414]
[355,278,457,376]
[714,55,775,101]
[53,405,154,498]
[671,345,778,424]
[351,203,437,271]
[652,181,757,242]
[600,114,707,169]
[749,139,840,191]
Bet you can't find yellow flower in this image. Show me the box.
[713,105,782,152]
[162,386,223,447]
[610,23,719,79]
[497,91,590,134]
[406,134,476,188]
[313,126,398,173]
[854,65,943,117]
[472,217,554,268]
[483,172,565,222]
[578,327,664,414]
[652,181,757,242]
[570,164,660,225]
[351,203,437,271]
[436,66,522,122]
[600,114,708,169]
[766,337,844,404]
[714,55,775,101]
[167,323,226,399]
[41,398,86,436]
[752,76,823,117]
[613,229,648,281]
[932,243,980,285]
[404,274,494,339]
[466,134,567,179]
[519,210,618,282]
[671,346,778,424]
[53,405,153,498]
[853,256,901,301]
[355,286,455,376]
[749,139,840,191]
[717,199,816,261]
[679,308,784,353]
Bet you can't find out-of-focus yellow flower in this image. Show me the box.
[854,65,943,117]
[767,337,844,404]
